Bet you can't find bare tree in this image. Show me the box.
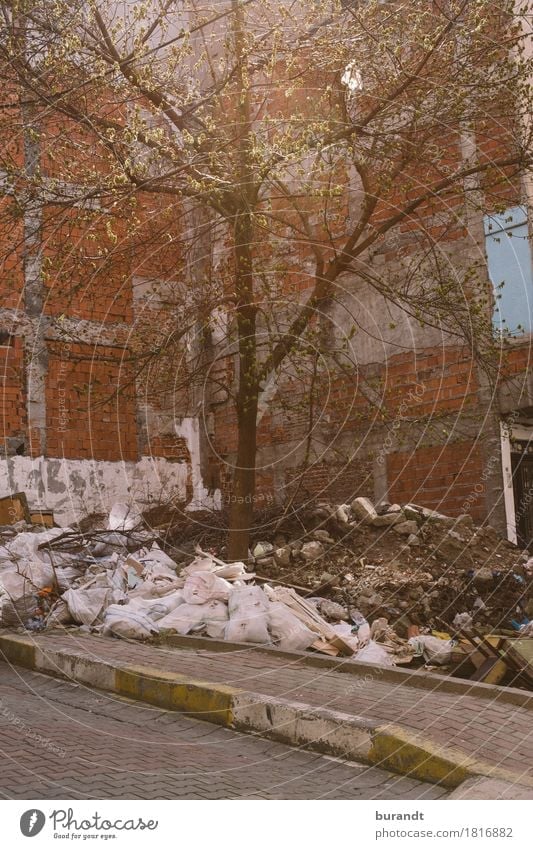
[0,0,531,557]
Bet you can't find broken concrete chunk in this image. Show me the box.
[350,497,377,523]
[473,567,493,588]
[393,520,419,536]
[301,541,324,562]
[335,504,350,524]
[273,547,291,567]
[317,599,349,621]
[312,529,334,544]
[372,511,404,528]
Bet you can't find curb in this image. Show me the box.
[162,633,533,709]
[0,633,530,790]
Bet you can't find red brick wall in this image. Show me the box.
[42,206,133,324]
[46,342,137,461]
[0,337,26,447]
[387,441,486,519]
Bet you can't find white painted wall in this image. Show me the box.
[175,416,221,511]
[0,455,189,527]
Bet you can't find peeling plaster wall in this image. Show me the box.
[175,416,221,511]
[0,455,188,526]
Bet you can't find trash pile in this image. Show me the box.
[1,496,533,686]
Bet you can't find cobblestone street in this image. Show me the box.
[0,666,447,800]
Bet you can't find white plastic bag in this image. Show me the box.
[331,621,360,653]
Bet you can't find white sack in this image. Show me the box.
[225,586,270,644]
[126,591,185,621]
[158,600,228,635]
[183,572,231,605]
[356,639,396,666]
[0,571,41,625]
[408,635,453,665]
[63,587,114,625]
[103,604,160,640]
[108,502,141,531]
[268,602,316,652]
[45,598,72,627]
[138,546,177,579]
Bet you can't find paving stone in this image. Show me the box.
[0,666,443,800]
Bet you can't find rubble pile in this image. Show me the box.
[1,497,533,684]
[246,498,533,634]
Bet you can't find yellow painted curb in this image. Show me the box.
[370,724,533,789]
[115,665,241,726]
[370,725,472,788]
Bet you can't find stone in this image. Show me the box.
[405,503,452,523]
[335,504,351,524]
[394,520,419,536]
[403,504,422,522]
[253,541,273,558]
[473,567,493,588]
[273,546,291,567]
[372,511,405,528]
[350,496,377,523]
[319,571,336,584]
[312,529,334,544]
[406,534,420,546]
[301,541,324,562]
[319,599,349,621]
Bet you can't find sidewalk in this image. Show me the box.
[1,630,532,790]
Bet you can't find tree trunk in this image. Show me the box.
[227,210,258,560]
[227,387,258,560]
[227,0,258,561]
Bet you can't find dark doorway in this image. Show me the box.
[511,440,533,549]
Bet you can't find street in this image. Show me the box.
[0,666,447,800]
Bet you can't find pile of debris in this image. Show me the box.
[1,497,533,686]
[243,497,533,635]
[0,503,399,663]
